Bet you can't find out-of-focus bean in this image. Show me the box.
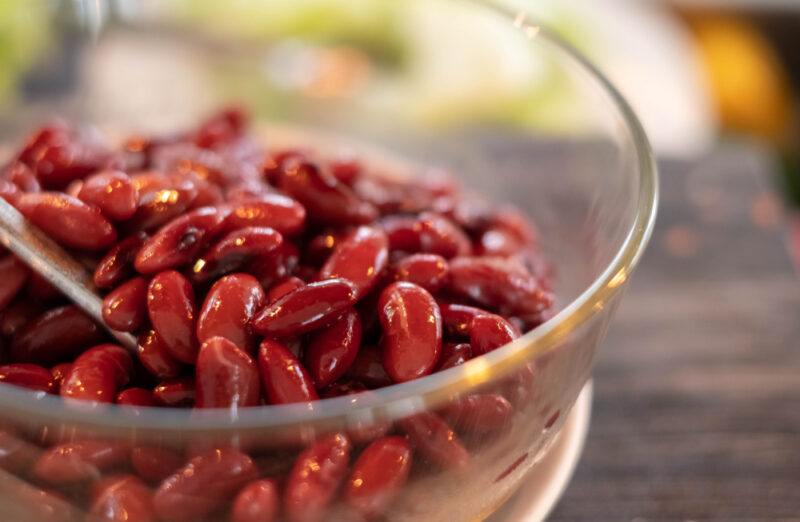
[16,192,117,250]
[93,232,148,289]
[60,344,132,403]
[152,377,195,407]
[11,305,103,365]
[89,474,155,522]
[32,440,129,484]
[0,256,29,312]
[77,170,139,221]
[344,436,412,518]
[443,393,514,434]
[399,412,469,470]
[258,339,318,404]
[128,173,198,231]
[146,271,197,363]
[195,337,260,409]
[131,446,185,484]
[196,274,266,351]
[381,212,471,259]
[0,301,43,338]
[232,478,279,522]
[0,429,43,474]
[116,387,159,407]
[0,363,56,393]
[223,194,306,237]
[102,276,148,332]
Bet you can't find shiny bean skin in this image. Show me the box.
[252,278,357,338]
[146,271,197,363]
[93,232,148,289]
[0,256,29,311]
[128,173,198,231]
[5,160,41,192]
[30,138,109,189]
[439,302,486,338]
[443,393,514,434]
[398,412,469,470]
[153,448,258,522]
[137,330,183,379]
[0,363,56,393]
[347,345,392,388]
[284,433,351,522]
[319,225,388,298]
[245,241,300,289]
[102,276,148,332]
[77,170,139,221]
[0,301,42,338]
[195,337,260,409]
[0,429,43,474]
[469,313,520,355]
[89,474,155,522]
[192,226,283,282]
[266,276,305,304]
[33,440,129,484]
[258,339,318,404]
[116,387,159,407]
[344,436,412,518]
[378,282,442,383]
[381,212,471,259]
[197,274,266,350]
[232,479,279,522]
[131,446,185,484]
[11,305,104,365]
[393,253,449,292]
[223,194,306,237]
[152,377,195,407]
[60,344,133,403]
[49,362,72,393]
[16,192,117,250]
[134,207,228,274]
[436,342,472,371]
[305,310,362,389]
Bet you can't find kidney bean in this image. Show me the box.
[439,302,486,338]
[223,194,306,237]
[252,278,357,338]
[116,387,159,407]
[137,330,183,379]
[0,301,42,338]
[193,106,246,149]
[0,179,21,205]
[475,227,523,257]
[284,433,351,522]
[189,176,225,208]
[443,393,514,434]
[0,475,82,522]
[262,149,306,186]
[11,305,104,365]
[319,225,388,298]
[436,342,472,371]
[195,337,260,409]
[146,271,197,363]
[0,363,56,393]
[153,448,257,522]
[61,344,132,403]
[258,339,318,404]
[381,212,471,259]
[266,276,305,304]
[303,231,341,268]
[0,429,43,474]
[153,377,195,407]
[398,412,469,470]
[77,170,139,221]
[0,256,29,312]
[393,253,449,293]
[128,173,198,231]
[89,474,155,522]
[305,310,362,389]
[232,478,279,522]
[448,256,553,316]
[33,440,129,484]
[197,274,266,350]
[24,271,63,302]
[49,362,72,393]
[344,436,412,518]
[134,207,228,274]
[192,226,283,282]
[102,276,148,332]
[347,345,392,388]
[246,241,300,289]
[378,282,442,383]
[329,154,361,186]
[321,385,392,445]
[94,232,148,289]
[470,313,520,355]
[16,192,117,250]
[279,159,377,226]
[32,138,110,188]
[5,160,41,192]
[131,446,185,484]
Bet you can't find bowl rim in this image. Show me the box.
[0,0,659,434]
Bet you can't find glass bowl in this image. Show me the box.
[0,1,657,521]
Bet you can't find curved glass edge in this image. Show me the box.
[0,0,659,434]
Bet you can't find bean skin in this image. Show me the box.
[1,301,43,338]
[137,330,183,379]
[147,271,197,363]
[5,161,40,192]
[252,278,357,338]
[258,339,318,404]
[11,305,104,365]
[378,282,442,383]
[0,179,21,205]
[193,106,246,149]
[16,192,117,250]
[195,337,260,409]
[197,274,266,350]
[319,225,388,299]
[102,276,148,332]
[245,241,300,289]
[0,363,56,393]
[443,393,514,434]
[89,474,155,522]
[393,253,449,293]
[436,342,472,371]
[153,448,258,522]
[223,194,306,237]
[60,344,133,403]
[131,446,185,484]
[469,313,520,355]
[305,310,362,389]
[284,433,351,522]
[31,139,109,189]
[93,232,148,289]
[398,412,469,470]
[128,173,198,231]
[344,436,412,518]
[347,345,392,388]
[0,429,43,474]
[116,387,159,407]
[0,256,29,311]
[49,362,72,393]
[153,377,195,407]
[439,302,486,338]
[381,212,471,259]
[266,276,305,304]
[232,479,279,522]
[77,170,139,221]
[192,226,283,282]
[33,440,130,484]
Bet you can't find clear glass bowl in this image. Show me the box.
[0,1,657,521]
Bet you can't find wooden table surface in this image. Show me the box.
[548,142,800,521]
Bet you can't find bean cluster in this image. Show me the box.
[0,108,553,521]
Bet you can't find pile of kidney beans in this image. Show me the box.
[0,108,553,522]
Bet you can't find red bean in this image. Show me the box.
[11,305,104,365]
[6,160,41,192]
[24,271,63,302]
[131,446,185,484]
[16,192,117,250]
[93,232,148,289]
[102,276,148,332]
[279,159,377,226]
[197,274,266,350]
[137,330,183,379]
[192,226,283,282]
[0,179,21,205]
[0,476,81,522]
[147,270,197,363]
[245,241,300,289]
[303,231,342,267]
[153,448,257,522]
[153,377,195,407]
[223,194,306,237]
[262,149,306,186]
[347,345,392,388]
[134,207,228,274]
[344,436,412,518]
[89,474,155,522]
[194,106,246,149]
[195,337,260,409]
[0,256,29,311]
[305,310,362,389]
[49,362,72,393]
[284,433,351,522]
[232,479,279,522]
[0,301,43,338]
[319,225,388,298]
[33,440,129,484]
[381,212,471,258]
[439,302,486,338]
[31,138,109,189]
[329,154,361,186]
[61,344,132,403]
[443,393,514,433]
[266,276,305,304]
[116,387,159,407]
[469,313,520,355]
[252,278,357,338]
[398,412,469,470]
[0,429,43,474]
[475,227,522,257]
[0,363,56,393]
[77,170,139,221]
[436,342,472,371]
[378,282,442,383]
[393,253,449,292]
[258,339,318,404]
[448,256,553,316]
[128,173,198,231]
